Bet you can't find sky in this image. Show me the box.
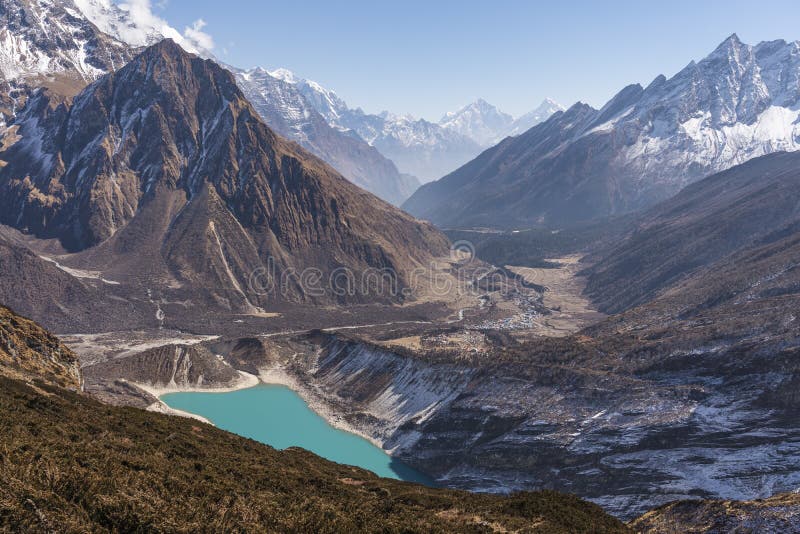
[144,0,800,121]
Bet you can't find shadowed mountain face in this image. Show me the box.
[0,231,157,332]
[0,40,449,310]
[404,103,606,228]
[404,35,800,229]
[584,151,800,314]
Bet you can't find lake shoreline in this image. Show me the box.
[140,367,385,451]
[138,371,260,425]
[158,377,431,484]
[258,366,387,450]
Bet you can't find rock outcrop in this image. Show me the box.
[0,304,80,388]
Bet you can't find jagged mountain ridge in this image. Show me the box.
[404,34,800,228]
[267,67,562,182]
[256,67,484,183]
[0,40,449,311]
[0,0,133,84]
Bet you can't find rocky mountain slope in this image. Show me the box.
[0,40,449,313]
[0,304,80,388]
[271,330,799,519]
[0,0,133,85]
[83,342,246,406]
[0,230,157,332]
[405,34,800,229]
[0,0,136,154]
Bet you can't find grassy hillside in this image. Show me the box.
[0,376,628,533]
[630,493,800,533]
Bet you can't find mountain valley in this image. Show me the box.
[0,1,799,532]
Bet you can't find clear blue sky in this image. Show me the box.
[157,0,800,120]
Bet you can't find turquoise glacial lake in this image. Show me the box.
[160,384,433,484]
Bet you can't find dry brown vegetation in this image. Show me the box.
[0,376,629,533]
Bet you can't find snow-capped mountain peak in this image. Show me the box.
[439,99,514,146]
[259,67,352,127]
[0,0,133,84]
[267,67,299,84]
[439,97,564,146]
[507,98,567,137]
[451,97,501,116]
[533,98,565,116]
[255,72,492,182]
[404,35,800,229]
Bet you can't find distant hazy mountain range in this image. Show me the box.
[439,97,565,147]
[258,69,564,183]
[232,67,420,205]
[404,34,800,228]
